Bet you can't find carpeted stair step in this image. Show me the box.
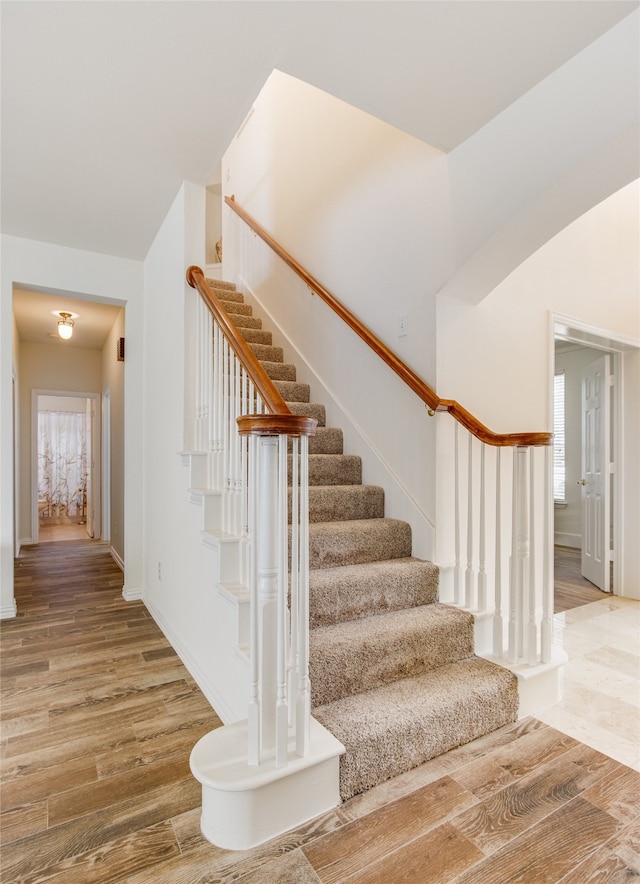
[249,342,284,363]
[274,380,310,403]
[224,312,262,331]
[308,518,412,570]
[206,279,238,293]
[287,402,326,425]
[307,427,344,455]
[239,327,273,346]
[304,484,384,523]
[313,657,519,800]
[308,558,439,628]
[309,604,474,706]
[298,454,362,486]
[288,427,344,455]
[222,300,254,317]
[261,360,297,382]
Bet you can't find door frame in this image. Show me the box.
[31,389,101,543]
[551,313,639,596]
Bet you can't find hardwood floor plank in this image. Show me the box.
[236,847,323,883]
[123,807,343,884]
[452,743,622,854]
[451,797,621,884]
[48,755,193,827]
[450,724,578,799]
[0,799,48,844]
[15,819,182,884]
[340,821,484,884]
[1,755,98,814]
[581,764,640,825]
[0,779,200,881]
[558,816,640,882]
[303,776,477,883]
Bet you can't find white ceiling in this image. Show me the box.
[2,1,637,264]
[13,287,122,352]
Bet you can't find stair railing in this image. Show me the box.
[186,265,316,765]
[224,197,555,669]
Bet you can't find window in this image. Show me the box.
[553,371,566,501]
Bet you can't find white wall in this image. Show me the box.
[141,182,249,719]
[222,70,453,559]
[0,234,143,616]
[17,344,102,542]
[102,308,126,561]
[437,181,640,595]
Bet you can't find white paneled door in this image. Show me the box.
[580,354,610,591]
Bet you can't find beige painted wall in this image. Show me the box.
[102,309,125,562]
[18,342,102,542]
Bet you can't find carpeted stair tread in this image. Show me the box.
[308,427,344,455]
[308,558,439,627]
[303,485,384,523]
[261,361,297,382]
[239,327,273,345]
[308,518,412,570]
[220,300,254,317]
[206,279,238,293]
[297,454,362,486]
[249,342,284,363]
[313,657,519,800]
[226,313,262,330]
[286,402,326,425]
[309,604,473,706]
[274,380,310,403]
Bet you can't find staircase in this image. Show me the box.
[209,278,519,802]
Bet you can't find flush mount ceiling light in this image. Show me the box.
[51,310,78,340]
[57,312,74,339]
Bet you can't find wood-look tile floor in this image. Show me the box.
[2,541,639,883]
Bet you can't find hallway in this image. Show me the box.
[1,541,638,882]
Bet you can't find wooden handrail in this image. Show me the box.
[225,196,552,447]
[186,265,316,437]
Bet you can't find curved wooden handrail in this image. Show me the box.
[186,265,317,437]
[225,196,552,447]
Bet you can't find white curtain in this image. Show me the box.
[38,410,87,516]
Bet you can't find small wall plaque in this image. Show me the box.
[117,337,125,361]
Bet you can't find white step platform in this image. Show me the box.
[190,716,345,850]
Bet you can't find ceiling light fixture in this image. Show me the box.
[57,312,74,340]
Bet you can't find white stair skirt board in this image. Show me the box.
[480,645,568,720]
[190,717,345,850]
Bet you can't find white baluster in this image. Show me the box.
[528,447,538,665]
[454,423,462,605]
[541,445,553,663]
[493,447,504,657]
[465,433,474,609]
[478,443,487,613]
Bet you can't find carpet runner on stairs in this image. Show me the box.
[208,278,519,801]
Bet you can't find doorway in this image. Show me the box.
[33,391,101,543]
[552,319,630,596]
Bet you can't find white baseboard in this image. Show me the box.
[0,602,17,620]
[110,547,125,571]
